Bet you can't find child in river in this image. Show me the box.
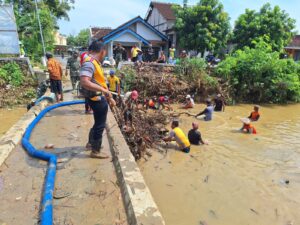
[240,118,257,134]
[248,105,260,121]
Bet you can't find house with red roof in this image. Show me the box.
[285,35,300,61]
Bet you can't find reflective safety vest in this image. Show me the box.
[149,99,155,107]
[84,56,108,101]
[173,127,190,149]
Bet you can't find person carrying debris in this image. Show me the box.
[113,43,125,67]
[240,118,257,134]
[248,105,260,121]
[107,70,120,99]
[182,95,195,109]
[66,51,80,90]
[46,52,63,102]
[158,96,172,110]
[123,90,139,125]
[163,120,191,153]
[80,40,116,159]
[188,122,208,145]
[195,99,214,121]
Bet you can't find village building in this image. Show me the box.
[53,31,68,55]
[145,2,177,51]
[285,35,300,61]
[90,16,168,60]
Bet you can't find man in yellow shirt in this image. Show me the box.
[131,44,141,62]
[163,120,191,153]
[107,70,120,99]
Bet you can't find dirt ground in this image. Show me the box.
[0,91,128,225]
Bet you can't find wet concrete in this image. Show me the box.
[0,91,127,225]
[139,103,300,225]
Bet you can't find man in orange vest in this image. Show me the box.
[80,40,116,159]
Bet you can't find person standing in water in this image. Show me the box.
[214,94,225,112]
[195,99,214,121]
[248,105,260,121]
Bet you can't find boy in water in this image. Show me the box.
[163,120,191,153]
[248,105,260,121]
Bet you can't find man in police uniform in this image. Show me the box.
[66,51,80,90]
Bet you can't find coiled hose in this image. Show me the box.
[22,100,85,225]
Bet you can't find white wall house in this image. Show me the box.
[90,16,168,60]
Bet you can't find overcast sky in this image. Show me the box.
[58,0,300,36]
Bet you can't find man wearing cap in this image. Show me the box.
[214,94,225,112]
[195,99,214,121]
[107,70,120,100]
[188,123,208,145]
[182,95,195,109]
[46,52,63,102]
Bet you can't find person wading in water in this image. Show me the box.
[80,40,116,159]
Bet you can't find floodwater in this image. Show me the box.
[0,107,26,137]
[139,104,300,225]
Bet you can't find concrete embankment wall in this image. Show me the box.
[106,109,166,225]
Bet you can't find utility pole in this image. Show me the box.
[34,0,46,64]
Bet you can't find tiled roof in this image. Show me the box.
[151,2,176,20]
[285,35,300,48]
[91,27,112,40]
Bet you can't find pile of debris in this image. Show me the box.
[112,104,172,160]
[122,64,192,99]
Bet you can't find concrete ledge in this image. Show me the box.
[0,100,50,167]
[106,108,165,225]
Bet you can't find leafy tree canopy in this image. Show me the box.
[67,29,90,48]
[216,39,300,103]
[232,3,296,51]
[173,0,230,55]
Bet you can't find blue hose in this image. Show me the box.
[22,100,85,225]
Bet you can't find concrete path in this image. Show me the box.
[0,90,127,225]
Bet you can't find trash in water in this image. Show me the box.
[15,196,22,201]
[45,144,54,149]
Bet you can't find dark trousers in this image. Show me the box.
[87,97,108,152]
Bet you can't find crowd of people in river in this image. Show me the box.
[42,40,261,158]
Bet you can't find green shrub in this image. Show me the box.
[0,62,24,87]
[215,40,300,103]
[175,58,207,82]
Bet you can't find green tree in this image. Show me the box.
[173,0,230,56]
[232,3,296,51]
[67,29,90,48]
[216,40,300,103]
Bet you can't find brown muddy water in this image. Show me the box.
[0,107,26,137]
[139,104,300,225]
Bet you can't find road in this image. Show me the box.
[0,88,127,225]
